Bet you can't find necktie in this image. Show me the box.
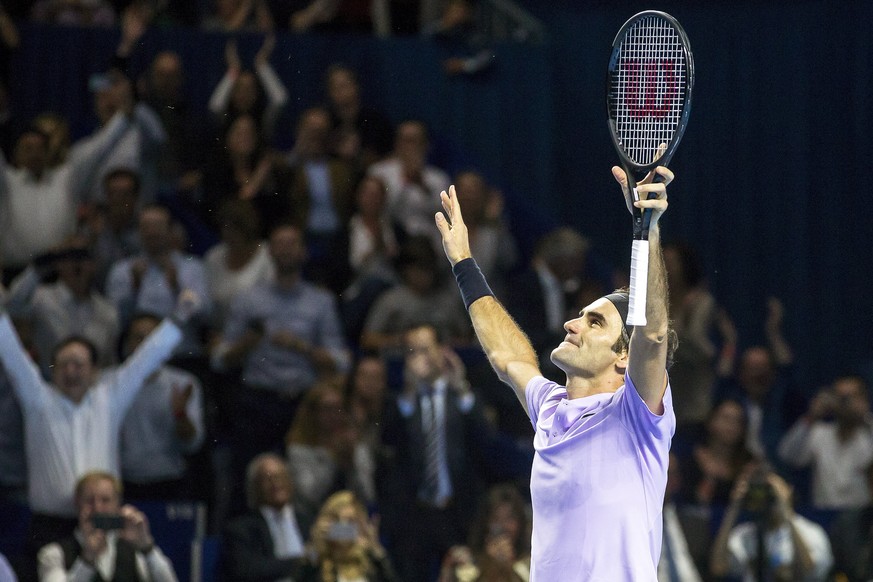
[420,387,441,504]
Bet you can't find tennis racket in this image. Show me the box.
[607,11,694,326]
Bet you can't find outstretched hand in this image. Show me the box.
[611,165,672,230]
[435,185,472,266]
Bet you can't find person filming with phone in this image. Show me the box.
[37,471,178,582]
[709,464,832,582]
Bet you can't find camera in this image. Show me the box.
[326,521,358,543]
[743,470,775,514]
[91,513,125,530]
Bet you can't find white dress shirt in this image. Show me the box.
[37,530,178,582]
[0,111,129,268]
[778,420,873,509]
[0,313,182,516]
[260,504,305,561]
[120,366,205,483]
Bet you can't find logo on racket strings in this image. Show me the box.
[620,60,678,119]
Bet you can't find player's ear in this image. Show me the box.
[614,348,629,373]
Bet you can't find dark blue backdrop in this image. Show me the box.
[8,0,873,390]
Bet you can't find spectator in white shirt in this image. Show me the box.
[208,35,288,143]
[778,375,873,510]
[367,119,450,248]
[37,471,178,582]
[120,313,206,501]
[710,466,833,582]
[204,200,275,331]
[0,110,129,276]
[0,288,199,562]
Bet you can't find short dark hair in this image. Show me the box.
[52,335,99,367]
[103,167,141,194]
[607,289,679,369]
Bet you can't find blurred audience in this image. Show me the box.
[301,490,398,581]
[30,0,116,27]
[710,465,832,582]
[717,297,801,464]
[208,36,287,141]
[438,483,531,582]
[778,374,873,510]
[283,105,357,286]
[505,227,609,382]
[201,113,292,236]
[0,105,129,278]
[367,119,450,247]
[119,312,206,501]
[285,379,377,529]
[204,200,275,330]
[84,168,144,289]
[211,224,350,495]
[105,204,211,358]
[323,63,393,171]
[380,323,490,582]
[662,241,735,431]
[6,236,120,377]
[221,453,308,581]
[201,0,275,32]
[360,235,469,354]
[37,471,178,582]
[680,398,757,509]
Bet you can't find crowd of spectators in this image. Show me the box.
[0,3,871,582]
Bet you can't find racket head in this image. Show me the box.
[607,10,695,175]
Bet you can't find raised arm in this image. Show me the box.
[435,185,539,414]
[612,166,673,413]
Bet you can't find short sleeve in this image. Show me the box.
[620,372,676,440]
[525,376,560,425]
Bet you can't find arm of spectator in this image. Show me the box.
[210,294,263,371]
[290,0,341,31]
[254,37,288,136]
[37,542,100,582]
[132,102,168,153]
[0,7,19,49]
[208,41,241,117]
[709,470,750,578]
[105,259,140,325]
[170,378,205,452]
[765,296,793,367]
[777,397,826,467]
[681,291,718,362]
[66,110,131,203]
[5,264,42,318]
[110,292,196,415]
[444,50,494,76]
[137,546,178,582]
[311,295,352,375]
[766,473,816,580]
[0,309,48,410]
[714,307,738,378]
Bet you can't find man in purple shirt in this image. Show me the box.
[434,165,678,581]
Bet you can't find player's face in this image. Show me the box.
[550,297,626,377]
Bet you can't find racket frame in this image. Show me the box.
[606,10,694,326]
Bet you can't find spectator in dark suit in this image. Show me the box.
[221,453,308,582]
[380,323,491,582]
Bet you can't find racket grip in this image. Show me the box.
[627,239,649,327]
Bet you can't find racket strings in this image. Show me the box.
[610,15,687,166]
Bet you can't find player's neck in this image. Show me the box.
[564,370,625,399]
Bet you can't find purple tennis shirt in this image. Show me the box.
[525,372,675,582]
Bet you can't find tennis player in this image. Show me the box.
[434,166,678,581]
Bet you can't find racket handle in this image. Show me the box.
[627,239,649,327]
